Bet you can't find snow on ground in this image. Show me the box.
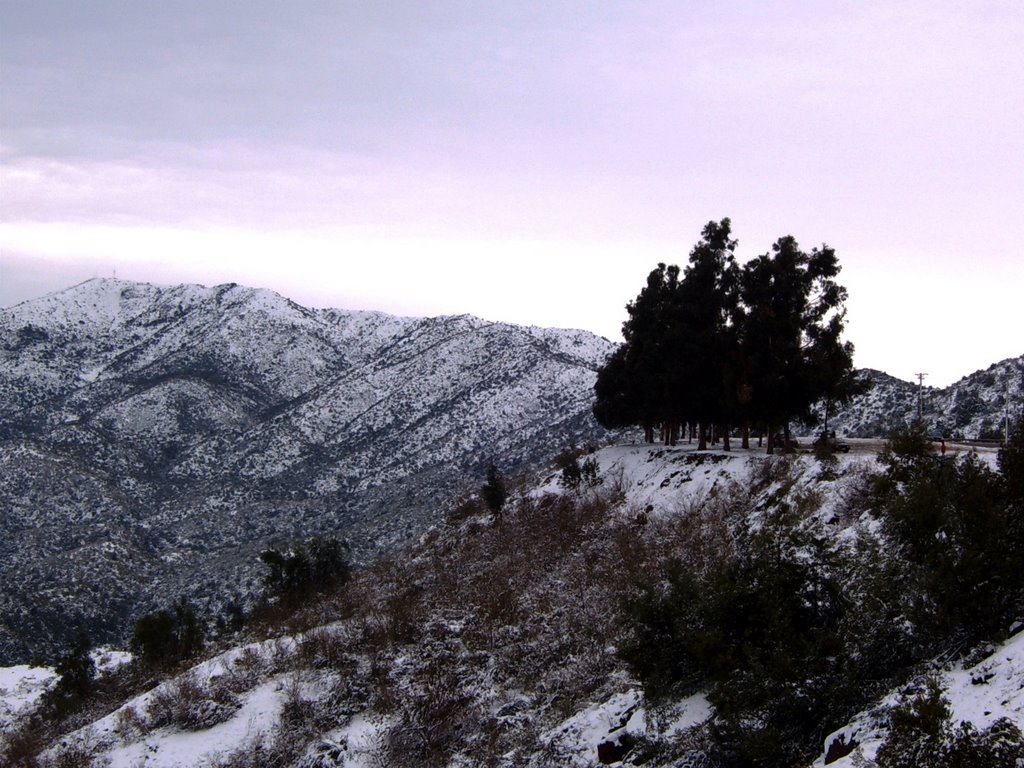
[41,639,293,767]
[0,663,56,730]
[543,687,713,767]
[12,441,1022,767]
[0,648,130,733]
[96,678,286,768]
[321,713,390,768]
[814,628,1024,766]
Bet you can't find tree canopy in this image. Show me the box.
[593,219,863,452]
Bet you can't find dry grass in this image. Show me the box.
[145,672,240,732]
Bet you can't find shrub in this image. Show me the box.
[0,720,43,768]
[382,656,478,768]
[556,447,602,492]
[876,678,1024,767]
[40,633,95,721]
[874,427,1022,648]
[999,415,1024,500]
[621,483,871,766]
[131,598,204,669]
[145,673,240,732]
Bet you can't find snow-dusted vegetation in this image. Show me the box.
[5,436,1022,767]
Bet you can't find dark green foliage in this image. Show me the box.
[481,464,508,513]
[998,414,1024,504]
[216,598,247,635]
[875,425,1023,647]
[40,632,95,720]
[619,423,1024,766]
[876,678,953,768]
[556,447,601,492]
[708,523,860,764]
[736,235,856,452]
[594,220,857,452]
[877,680,1024,767]
[131,598,204,668]
[592,344,640,431]
[131,610,176,665]
[259,536,351,604]
[621,502,863,766]
[594,222,741,448]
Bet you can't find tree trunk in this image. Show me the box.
[697,423,708,451]
[742,423,750,449]
[722,425,731,451]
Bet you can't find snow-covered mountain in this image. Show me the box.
[818,359,1024,440]
[0,278,618,665]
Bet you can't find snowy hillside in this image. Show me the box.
[4,442,1020,767]
[0,278,619,665]
[817,360,1024,440]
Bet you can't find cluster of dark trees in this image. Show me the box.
[258,536,351,607]
[593,218,865,452]
[131,597,205,668]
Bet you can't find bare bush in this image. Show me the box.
[747,454,796,491]
[222,646,267,693]
[297,626,353,671]
[146,673,240,732]
[40,729,107,768]
[831,459,879,524]
[382,655,479,768]
[112,705,146,742]
[1,719,43,768]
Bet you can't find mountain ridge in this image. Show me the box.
[0,278,617,664]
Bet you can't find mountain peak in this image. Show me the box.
[0,277,619,665]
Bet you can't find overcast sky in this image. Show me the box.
[1,1,1022,387]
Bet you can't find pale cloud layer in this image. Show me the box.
[2,1,1022,387]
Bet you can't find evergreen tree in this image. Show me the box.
[259,536,350,603]
[481,463,508,513]
[131,598,205,667]
[998,413,1024,503]
[592,345,640,432]
[131,609,177,666]
[738,236,853,452]
[675,218,740,449]
[42,632,95,719]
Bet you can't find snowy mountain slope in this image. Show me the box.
[818,359,1024,440]
[0,278,619,665]
[7,443,1020,767]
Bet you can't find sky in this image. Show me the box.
[1,1,1021,387]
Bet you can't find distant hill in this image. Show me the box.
[812,357,1024,439]
[0,278,619,664]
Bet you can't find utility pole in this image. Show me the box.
[915,372,928,423]
[1006,382,1011,445]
